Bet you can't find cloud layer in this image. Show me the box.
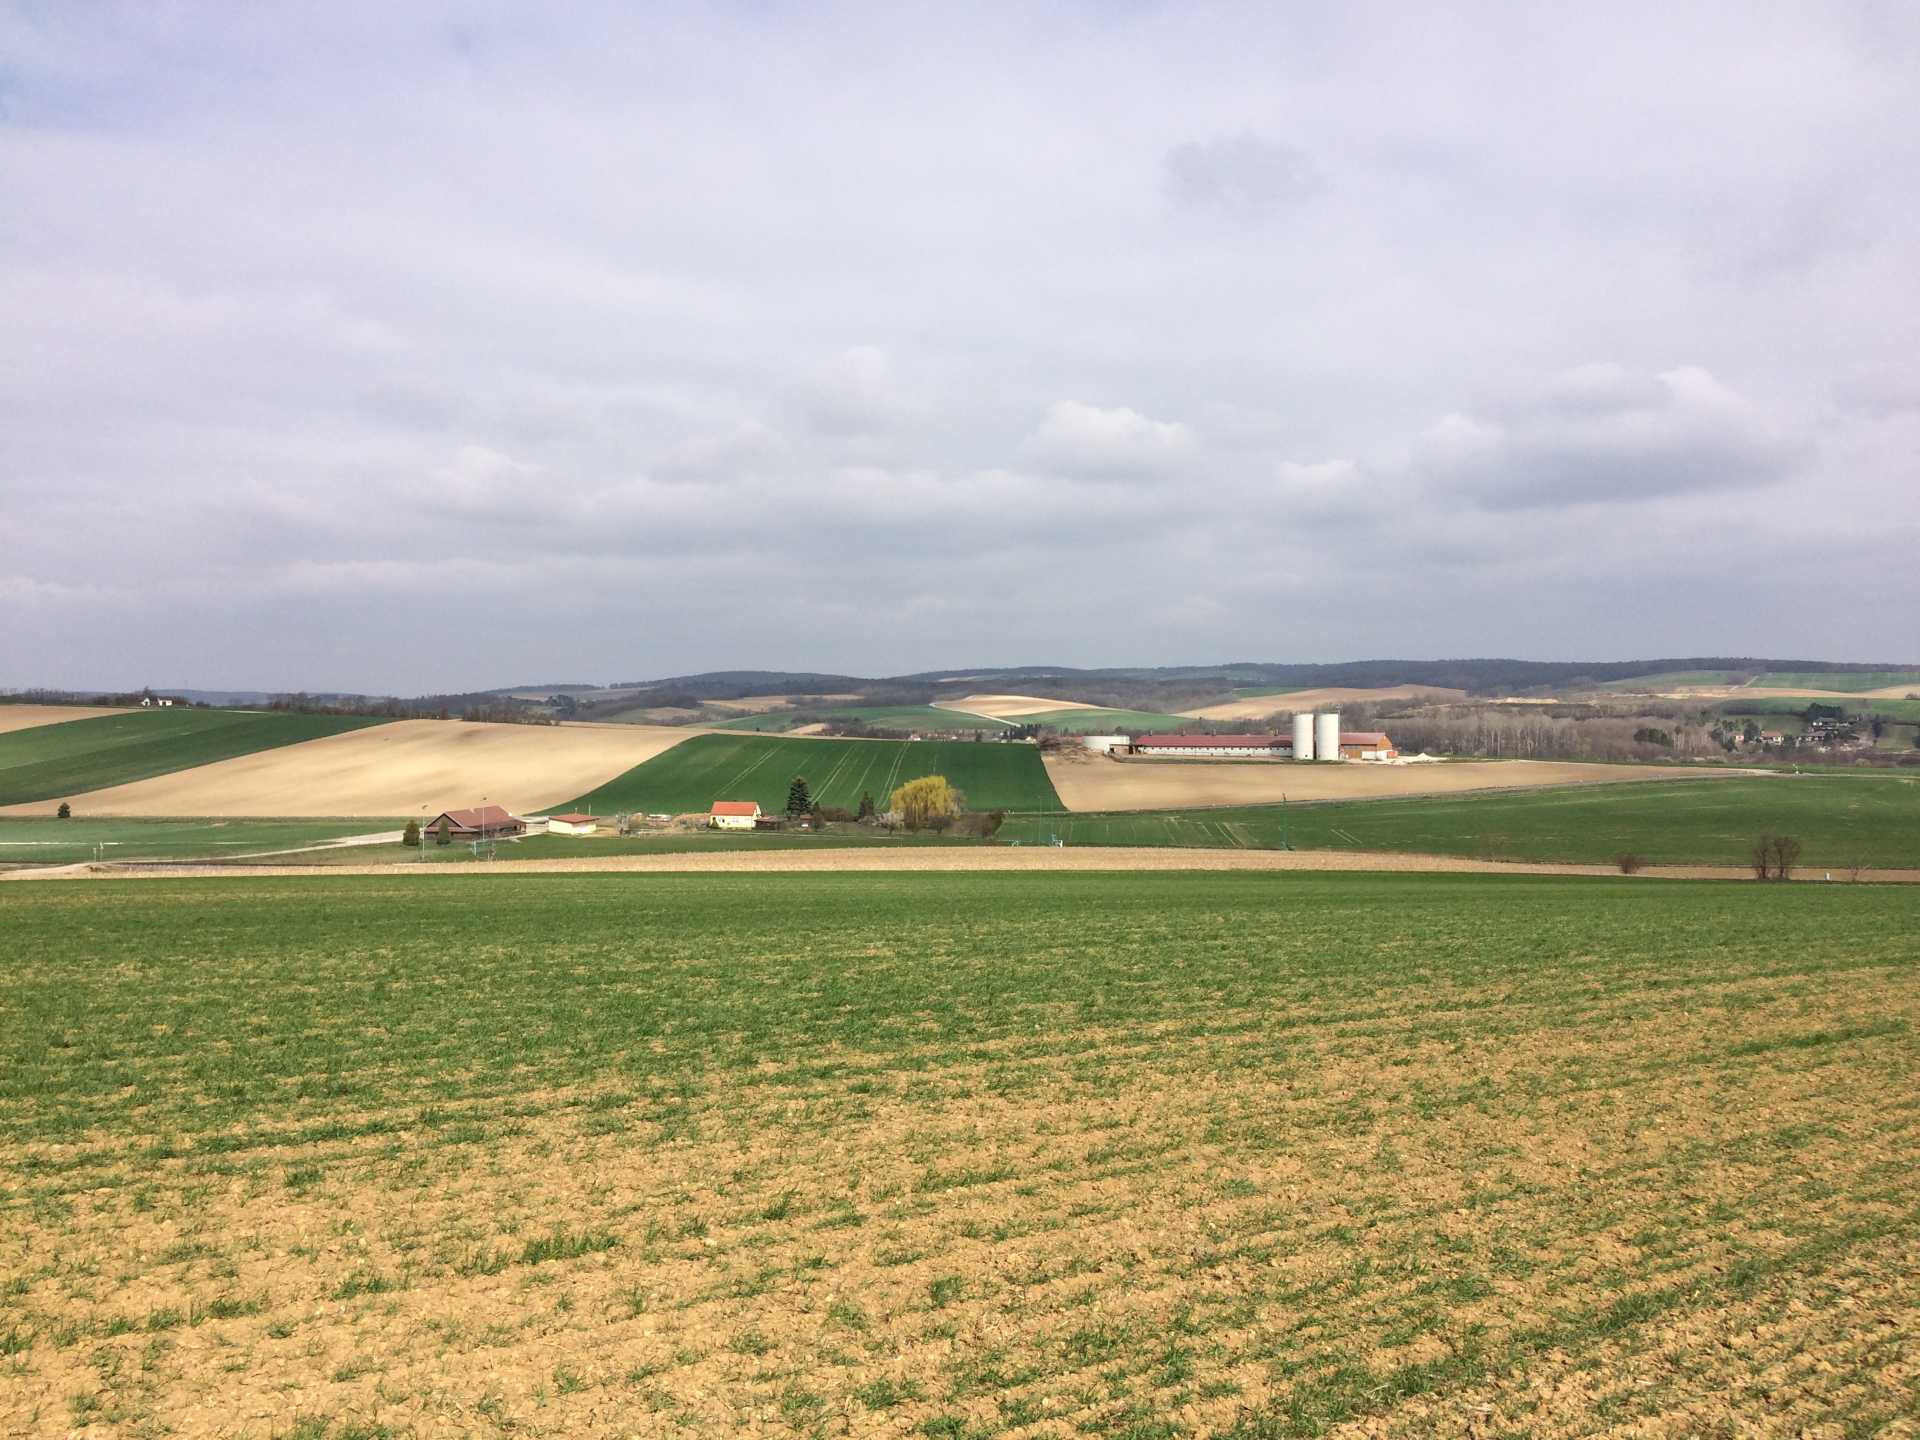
[1,2,1916,690]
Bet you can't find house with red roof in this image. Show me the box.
[710,800,762,830]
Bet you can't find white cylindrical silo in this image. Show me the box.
[1315,711,1342,762]
[1292,712,1315,761]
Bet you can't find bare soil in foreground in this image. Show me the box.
[0,719,700,819]
[0,704,130,734]
[1044,754,1746,812]
[12,845,1916,884]
[1179,686,1468,721]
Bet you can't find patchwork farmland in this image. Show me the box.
[1,872,1914,1435]
[563,733,1063,816]
[0,709,390,807]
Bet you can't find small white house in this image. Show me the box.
[710,800,761,830]
[547,812,599,836]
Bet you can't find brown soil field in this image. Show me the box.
[0,719,699,818]
[0,704,129,734]
[20,845,1918,883]
[1044,754,1742,811]
[934,693,1101,718]
[1180,685,1467,720]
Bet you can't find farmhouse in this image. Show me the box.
[710,800,761,830]
[546,812,599,836]
[429,805,525,838]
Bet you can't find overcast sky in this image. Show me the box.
[3,2,1916,693]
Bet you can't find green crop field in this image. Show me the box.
[0,710,390,806]
[715,705,1015,733]
[1718,695,1920,722]
[1756,670,1920,693]
[1600,669,1749,690]
[0,817,399,867]
[1015,707,1193,733]
[562,733,1062,815]
[1,871,1914,1434]
[998,775,1920,868]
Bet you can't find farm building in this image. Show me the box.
[1079,734,1133,754]
[1130,731,1396,760]
[710,800,762,830]
[1130,735,1291,758]
[429,805,525,838]
[546,812,599,836]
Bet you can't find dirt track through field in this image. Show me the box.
[14,845,1916,883]
[0,719,701,818]
[1045,754,1746,811]
[0,704,130,734]
[1180,685,1466,720]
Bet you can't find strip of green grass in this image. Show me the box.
[558,733,1062,815]
[0,818,401,867]
[0,710,390,806]
[998,775,1920,867]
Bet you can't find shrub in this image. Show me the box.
[1615,852,1643,875]
[435,817,451,847]
[1751,833,1774,881]
[402,819,420,848]
[56,802,70,820]
[1769,833,1803,881]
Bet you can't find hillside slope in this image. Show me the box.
[0,710,390,806]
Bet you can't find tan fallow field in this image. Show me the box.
[0,704,130,734]
[704,692,866,712]
[1044,753,1746,812]
[0,718,700,818]
[1180,685,1468,721]
[933,693,1102,718]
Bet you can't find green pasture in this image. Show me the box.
[0,817,399,867]
[1756,670,1920,693]
[1017,707,1193,733]
[559,733,1062,815]
[0,873,1914,1434]
[0,710,389,807]
[713,705,1014,733]
[1600,669,1749,690]
[999,775,1920,868]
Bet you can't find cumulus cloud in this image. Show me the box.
[1164,134,1322,215]
[1020,401,1197,478]
[0,4,1914,689]
[1413,366,1801,509]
